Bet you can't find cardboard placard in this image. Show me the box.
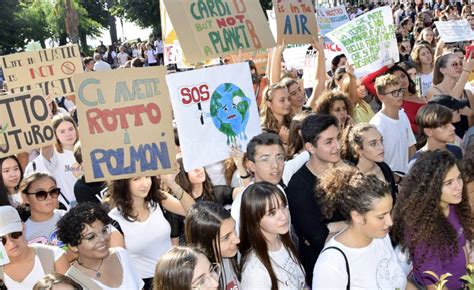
[326,6,398,78]
[73,67,176,182]
[163,0,276,63]
[0,45,83,98]
[273,0,318,44]
[435,20,474,43]
[0,90,56,157]
[166,63,262,171]
[226,49,269,74]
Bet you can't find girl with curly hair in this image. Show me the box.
[107,175,195,289]
[185,202,241,289]
[315,90,353,131]
[392,150,473,288]
[340,124,397,201]
[312,167,406,289]
[57,202,143,289]
[240,182,305,289]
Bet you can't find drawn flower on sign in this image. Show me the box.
[210,83,251,145]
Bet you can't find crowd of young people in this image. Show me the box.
[1,1,474,289]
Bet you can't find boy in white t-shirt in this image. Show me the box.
[370,74,416,175]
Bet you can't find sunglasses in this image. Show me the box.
[26,188,61,201]
[1,231,22,245]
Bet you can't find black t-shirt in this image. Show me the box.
[74,176,106,204]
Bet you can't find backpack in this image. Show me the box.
[0,244,56,289]
[106,52,114,65]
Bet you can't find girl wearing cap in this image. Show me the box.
[0,205,69,289]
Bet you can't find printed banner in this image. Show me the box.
[273,0,318,44]
[435,20,474,43]
[73,67,176,182]
[163,0,276,63]
[167,63,262,171]
[326,6,398,78]
[0,45,83,98]
[0,90,56,157]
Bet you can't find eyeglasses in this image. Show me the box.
[1,231,23,245]
[26,188,61,201]
[81,224,112,244]
[254,154,285,166]
[382,88,405,98]
[192,263,221,289]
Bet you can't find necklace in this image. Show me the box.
[77,258,104,278]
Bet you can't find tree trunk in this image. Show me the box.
[107,0,118,44]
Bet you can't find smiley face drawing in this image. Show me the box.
[210,83,251,145]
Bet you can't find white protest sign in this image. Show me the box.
[316,5,350,71]
[435,20,474,43]
[0,243,10,266]
[167,63,262,171]
[327,6,398,78]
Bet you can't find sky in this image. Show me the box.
[88,18,153,46]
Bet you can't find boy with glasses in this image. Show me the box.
[370,74,416,175]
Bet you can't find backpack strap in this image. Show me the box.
[32,244,55,274]
[322,246,350,290]
[67,265,103,290]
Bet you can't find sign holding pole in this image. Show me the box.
[0,45,83,98]
[73,67,176,182]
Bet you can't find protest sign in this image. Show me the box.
[283,44,310,70]
[316,5,349,71]
[0,45,83,98]
[0,90,56,157]
[435,20,474,43]
[163,0,275,63]
[273,0,318,44]
[73,67,176,182]
[167,63,262,171]
[326,6,398,78]
[226,49,269,74]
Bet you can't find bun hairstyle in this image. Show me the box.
[340,123,378,165]
[317,166,390,221]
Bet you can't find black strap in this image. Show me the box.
[322,246,350,290]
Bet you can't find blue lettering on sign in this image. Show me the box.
[90,141,171,178]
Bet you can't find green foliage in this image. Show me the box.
[0,0,27,54]
[423,271,452,290]
[111,0,160,35]
[461,264,474,289]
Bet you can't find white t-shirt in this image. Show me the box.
[4,245,64,289]
[40,149,79,207]
[146,49,157,64]
[92,247,144,290]
[94,60,111,71]
[282,151,309,186]
[108,205,172,279]
[370,110,416,173]
[241,245,306,289]
[117,52,129,67]
[312,234,407,289]
[418,72,433,97]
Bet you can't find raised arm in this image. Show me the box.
[308,37,329,110]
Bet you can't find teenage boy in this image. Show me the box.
[231,133,286,233]
[370,74,416,175]
[415,103,463,159]
[286,114,343,285]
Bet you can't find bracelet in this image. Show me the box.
[174,188,184,200]
[240,172,252,179]
[463,70,470,73]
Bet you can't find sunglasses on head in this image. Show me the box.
[26,188,61,201]
[1,231,22,245]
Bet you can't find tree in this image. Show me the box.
[111,0,161,36]
[0,0,27,54]
[19,0,54,48]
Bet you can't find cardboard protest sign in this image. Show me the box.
[167,63,262,171]
[316,5,349,71]
[0,90,56,157]
[326,6,398,78]
[163,0,275,63]
[0,45,83,98]
[435,20,474,43]
[273,0,318,44]
[226,49,269,74]
[73,67,176,182]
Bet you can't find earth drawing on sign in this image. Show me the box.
[210,83,251,145]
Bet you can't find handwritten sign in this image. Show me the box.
[326,6,398,78]
[166,63,262,171]
[273,0,318,44]
[0,90,56,157]
[0,45,83,98]
[73,67,176,182]
[226,49,269,74]
[435,20,474,43]
[163,0,275,63]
